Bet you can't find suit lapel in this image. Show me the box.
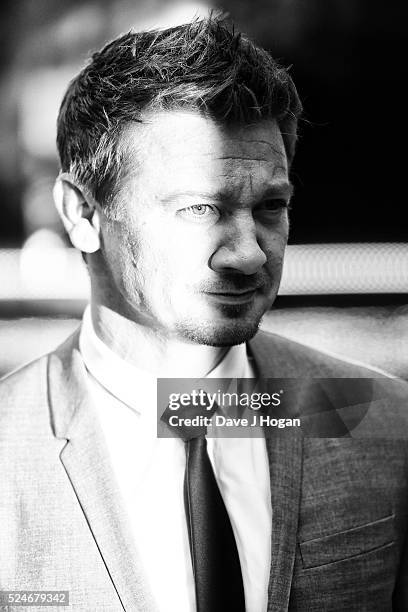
[47,332,158,612]
[264,431,303,611]
[249,332,303,612]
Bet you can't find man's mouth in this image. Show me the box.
[204,287,262,303]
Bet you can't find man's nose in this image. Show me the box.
[209,217,267,275]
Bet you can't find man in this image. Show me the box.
[1,17,407,612]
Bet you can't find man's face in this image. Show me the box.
[96,110,291,346]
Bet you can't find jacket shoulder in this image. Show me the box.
[0,354,48,401]
[0,329,80,438]
[250,330,408,437]
[0,355,50,436]
[250,329,393,378]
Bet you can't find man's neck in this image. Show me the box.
[89,303,229,377]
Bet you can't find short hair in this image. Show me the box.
[57,16,302,209]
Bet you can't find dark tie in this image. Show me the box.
[162,399,246,612]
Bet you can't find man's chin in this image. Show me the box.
[175,317,262,347]
[171,291,274,346]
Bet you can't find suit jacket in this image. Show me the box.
[0,329,407,612]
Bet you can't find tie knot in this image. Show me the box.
[161,390,218,441]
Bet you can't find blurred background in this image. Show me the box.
[0,0,407,378]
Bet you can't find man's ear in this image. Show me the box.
[53,174,101,253]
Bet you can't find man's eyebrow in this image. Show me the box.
[161,182,294,205]
[260,182,294,200]
[160,190,218,205]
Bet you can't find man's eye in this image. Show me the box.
[177,204,220,221]
[255,199,290,221]
[260,199,289,212]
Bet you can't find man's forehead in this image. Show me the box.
[126,110,287,165]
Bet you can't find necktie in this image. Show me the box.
[162,399,246,611]
[185,434,246,611]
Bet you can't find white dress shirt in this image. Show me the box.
[79,306,271,612]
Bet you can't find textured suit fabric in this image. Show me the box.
[0,329,407,612]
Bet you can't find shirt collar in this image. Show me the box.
[79,305,250,412]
